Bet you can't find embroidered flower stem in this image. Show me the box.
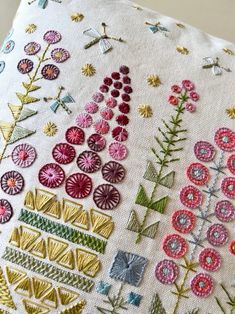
[97,283,128,313]
[171,258,198,314]
[189,151,225,260]
[134,95,188,244]
[0,43,50,164]
[215,284,235,314]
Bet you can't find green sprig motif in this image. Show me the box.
[127,91,188,243]
[215,284,235,314]
[185,309,200,314]
[97,285,128,314]
[149,293,166,314]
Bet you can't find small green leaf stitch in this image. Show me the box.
[215,284,235,314]
[149,293,166,314]
[127,85,192,243]
[185,309,200,314]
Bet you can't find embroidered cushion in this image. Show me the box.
[0,0,235,313]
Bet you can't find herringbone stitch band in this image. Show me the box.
[19,208,107,254]
[2,247,94,293]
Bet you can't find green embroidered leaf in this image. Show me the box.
[159,171,175,188]
[0,121,14,141]
[9,104,38,122]
[142,221,159,238]
[126,210,140,233]
[149,293,166,314]
[16,92,40,104]
[96,307,112,314]
[143,161,158,182]
[18,108,38,122]
[8,126,35,144]
[185,309,200,314]
[149,196,168,213]
[135,185,150,207]
[22,82,41,92]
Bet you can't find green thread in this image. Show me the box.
[149,293,166,314]
[185,309,200,314]
[2,247,94,293]
[19,208,107,254]
[127,92,188,243]
[215,284,235,314]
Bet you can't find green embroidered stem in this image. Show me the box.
[215,284,235,314]
[171,258,198,314]
[2,247,94,293]
[0,43,50,164]
[19,208,107,254]
[134,95,188,243]
[97,284,128,314]
[149,293,166,314]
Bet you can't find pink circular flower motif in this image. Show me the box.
[123,76,131,84]
[0,199,13,224]
[119,102,130,114]
[65,173,92,199]
[100,108,114,120]
[122,94,130,102]
[189,91,199,102]
[51,48,70,63]
[103,77,113,86]
[187,163,209,186]
[116,115,129,126]
[227,154,235,175]
[76,113,93,128]
[43,30,61,44]
[12,143,36,168]
[38,163,65,188]
[87,133,106,152]
[93,184,120,210]
[124,86,133,94]
[114,81,122,90]
[180,185,202,209]
[93,119,110,135]
[155,259,179,284]
[112,126,128,142]
[182,80,194,91]
[111,72,120,80]
[214,128,235,152]
[24,42,41,55]
[77,151,102,173]
[206,223,229,246]
[65,126,85,145]
[92,92,104,103]
[106,97,117,108]
[109,142,128,161]
[215,200,235,222]
[191,273,214,298]
[99,84,109,93]
[221,177,235,199]
[52,143,76,164]
[162,234,188,259]
[120,65,129,75]
[194,141,215,162]
[171,210,196,234]
[168,95,179,106]
[111,89,120,98]
[171,85,182,94]
[185,102,196,113]
[199,248,221,272]
[17,59,33,74]
[102,161,126,184]
[41,64,60,80]
[1,171,24,195]
[85,102,98,114]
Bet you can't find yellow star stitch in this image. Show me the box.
[43,122,58,137]
[25,24,37,33]
[147,75,161,87]
[81,64,96,77]
[226,107,235,119]
[71,13,84,22]
[138,104,153,118]
[176,46,189,55]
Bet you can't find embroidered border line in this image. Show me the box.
[2,247,94,293]
[19,208,107,254]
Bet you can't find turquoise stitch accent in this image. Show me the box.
[2,247,94,293]
[96,281,111,296]
[127,292,142,307]
[109,250,148,287]
[19,208,107,254]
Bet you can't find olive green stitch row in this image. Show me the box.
[2,247,94,293]
[19,208,107,254]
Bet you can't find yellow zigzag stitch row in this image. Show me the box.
[24,188,114,239]
[9,226,101,278]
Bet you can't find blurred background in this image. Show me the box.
[0,0,235,43]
